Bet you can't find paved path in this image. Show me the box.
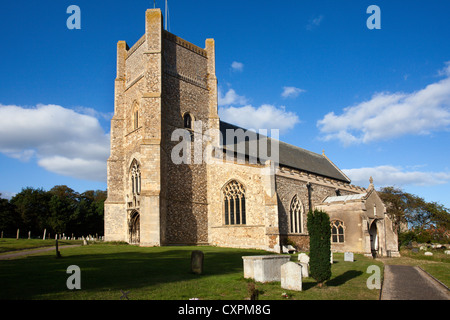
[381,265,449,300]
[0,245,81,260]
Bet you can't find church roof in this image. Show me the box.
[323,193,367,203]
[219,121,351,183]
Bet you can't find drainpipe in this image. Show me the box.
[306,182,312,211]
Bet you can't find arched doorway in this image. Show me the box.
[369,220,379,258]
[129,210,140,244]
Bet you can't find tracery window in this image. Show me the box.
[130,160,141,196]
[223,180,246,225]
[331,220,345,243]
[290,195,303,234]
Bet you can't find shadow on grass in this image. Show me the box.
[0,245,269,299]
[301,270,364,290]
[326,270,363,287]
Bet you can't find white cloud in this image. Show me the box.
[231,61,244,72]
[437,61,450,77]
[219,104,300,133]
[38,156,107,182]
[0,104,110,182]
[343,165,450,188]
[218,88,248,106]
[282,86,306,98]
[317,64,450,146]
[0,191,17,200]
[306,15,324,30]
[74,106,113,121]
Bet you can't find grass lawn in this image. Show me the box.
[0,242,383,300]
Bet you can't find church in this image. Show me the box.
[104,8,399,258]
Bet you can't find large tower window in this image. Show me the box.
[130,160,141,195]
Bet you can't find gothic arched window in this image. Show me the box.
[290,195,303,234]
[132,102,139,130]
[183,113,192,130]
[134,110,139,130]
[130,160,141,196]
[223,180,246,225]
[331,220,345,243]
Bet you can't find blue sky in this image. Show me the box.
[0,0,449,208]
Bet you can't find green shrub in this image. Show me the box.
[398,231,417,247]
[307,209,331,287]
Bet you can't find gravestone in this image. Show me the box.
[330,252,334,264]
[242,255,291,282]
[424,252,433,256]
[191,250,204,275]
[298,262,309,277]
[281,262,302,291]
[344,252,354,262]
[411,248,419,253]
[297,253,310,277]
[298,253,310,264]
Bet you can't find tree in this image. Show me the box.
[378,187,409,234]
[307,209,331,287]
[74,190,106,236]
[48,185,79,234]
[379,186,450,243]
[10,187,51,235]
[0,194,20,237]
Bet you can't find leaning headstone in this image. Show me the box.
[444,250,450,255]
[344,252,354,262]
[424,252,433,256]
[297,253,309,277]
[298,262,309,277]
[191,250,204,275]
[281,262,302,291]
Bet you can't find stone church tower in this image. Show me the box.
[104,9,219,246]
[105,8,399,257]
